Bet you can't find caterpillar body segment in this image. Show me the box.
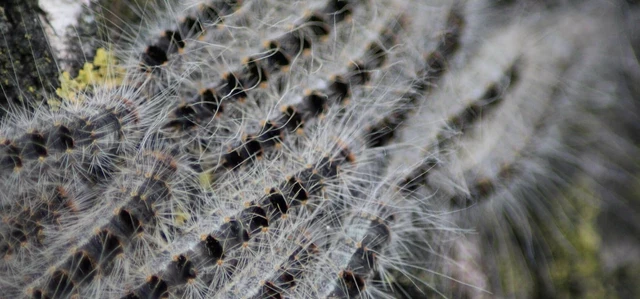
[0,0,637,298]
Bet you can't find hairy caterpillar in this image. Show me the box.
[0,0,638,298]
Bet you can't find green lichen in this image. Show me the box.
[546,178,611,299]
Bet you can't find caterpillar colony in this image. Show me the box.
[0,0,639,298]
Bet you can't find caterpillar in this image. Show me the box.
[1,0,639,298]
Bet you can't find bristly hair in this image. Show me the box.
[0,0,638,298]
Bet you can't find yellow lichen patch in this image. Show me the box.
[55,48,125,105]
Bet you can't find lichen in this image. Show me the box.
[54,47,124,106]
[546,178,611,299]
[0,0,60,116]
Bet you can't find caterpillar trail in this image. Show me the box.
[160,0,403,157]
[213,18,404,171]
[364,8,465,149]
[0,0,638,298]
[23,134,203,298]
